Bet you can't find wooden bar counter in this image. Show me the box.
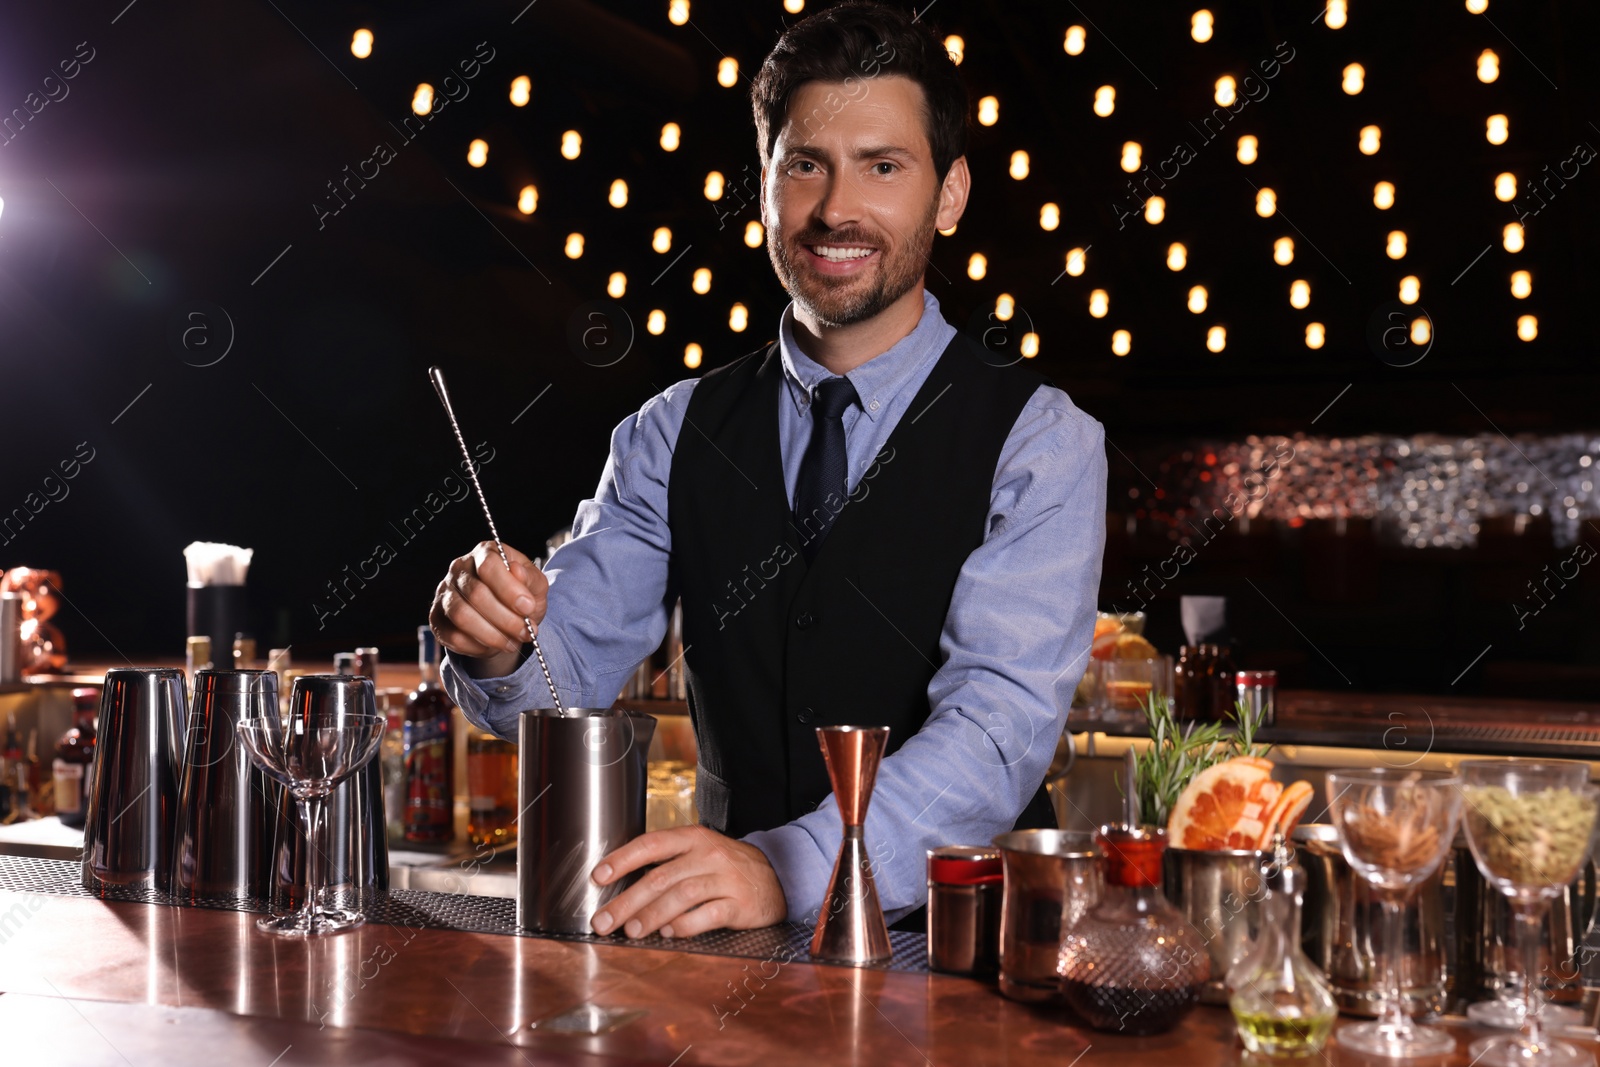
[0,887,1591,1065]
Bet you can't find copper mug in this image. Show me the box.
[992,829,1101,1002]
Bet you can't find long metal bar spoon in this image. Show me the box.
[427,366,566,714]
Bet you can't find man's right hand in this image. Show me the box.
[429,541,547,679]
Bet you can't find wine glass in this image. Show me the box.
[1325,769,1463,1058]
[237,675,386,937]
[1459,759,1598,1067]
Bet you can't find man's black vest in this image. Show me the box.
[667,332,1058,837]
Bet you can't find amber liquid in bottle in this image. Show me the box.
[466,726,518,848]
[404,626,454,843]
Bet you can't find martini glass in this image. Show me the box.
[237,675,386,937]
[1325,769,1463,1058]
[1460,759,1598,1067]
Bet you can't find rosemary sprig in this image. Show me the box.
[1123,693,1272,827]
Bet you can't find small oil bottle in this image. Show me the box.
[1227,832,1337,1056]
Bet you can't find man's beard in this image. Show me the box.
[769,195,939,328]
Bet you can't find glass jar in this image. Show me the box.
[1058,826,1211,1034]
[1227,834,1337,1056]
[926,846,1003,977]
[1236,670,1277,728]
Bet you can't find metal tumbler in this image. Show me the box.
[1162,845,1270,1005]
[1295,822,1447,1016]
[171,670,281,902]
[269,677,390,911]
[516,708,655,934]
[82,667,188,893]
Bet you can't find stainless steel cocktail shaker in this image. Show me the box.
[516,708,655,934]
[82,667,187,893]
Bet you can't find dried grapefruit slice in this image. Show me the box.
[1111,633,1158,660]
[1258,780,1314,848]
[1167,757,1282,850]
[1090,618,1124,661]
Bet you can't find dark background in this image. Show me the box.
[1,1,1596,695]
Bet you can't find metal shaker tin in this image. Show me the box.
[927,846,1004,976]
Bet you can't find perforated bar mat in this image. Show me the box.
[0,855,928,973]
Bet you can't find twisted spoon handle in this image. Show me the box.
[428,366,564,713]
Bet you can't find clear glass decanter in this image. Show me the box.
[1227,832,1338,1057]
[1058,825,1211,1035]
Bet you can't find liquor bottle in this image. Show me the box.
[333,652,356,676]
[466,723,518,849]
[353,646,379,682]
[21,729,42,819]
[1173,646,1207,721]
[1,716,21,821]
[379,690,406,845]
[404,626,454,843]
[1210,644,1238,722]
[186,636,212,677]
[53,688,98,829]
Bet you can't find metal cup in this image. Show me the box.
[516,708,655,934]
[992,829,1101,1002]
[1162,846,1269,1005]
[268,677,389,911]
[171,670,281,902]
[1294,822,1447,1016]
[82,667,187,893]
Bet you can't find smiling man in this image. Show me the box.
[430,1,1106,938]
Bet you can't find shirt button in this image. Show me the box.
[494,685,513,695]
[869,400,880,412]
[796,707,817,725]
[795,612,815,629]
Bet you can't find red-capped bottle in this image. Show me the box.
[403,626,454,843]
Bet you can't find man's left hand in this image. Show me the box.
[590,827,788,939]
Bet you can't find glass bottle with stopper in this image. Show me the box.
[1227,831,1337,1056]
[1058,747,1210,1034]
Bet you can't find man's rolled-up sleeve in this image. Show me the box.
[442,381,696,739]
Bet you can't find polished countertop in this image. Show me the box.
[0,886,1592,1065]
[1074,687,1600,758]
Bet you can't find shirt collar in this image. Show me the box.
[776,289,955,423]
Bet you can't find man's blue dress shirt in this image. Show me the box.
[443,289,1107,923]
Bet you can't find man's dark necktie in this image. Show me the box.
[793,376,859,562]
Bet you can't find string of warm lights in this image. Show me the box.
[1046,0,1537,356]
[335,0,1543,368]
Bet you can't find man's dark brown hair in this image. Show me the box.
[750,1,969,181]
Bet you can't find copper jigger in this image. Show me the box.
[810,725,892,964]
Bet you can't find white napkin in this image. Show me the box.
[184,541,254,586]
[1181,595,1228,646]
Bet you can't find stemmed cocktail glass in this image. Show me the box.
[1459,759,1599,1067]
[237,675,386,937]
[1325,769,1463,1058]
